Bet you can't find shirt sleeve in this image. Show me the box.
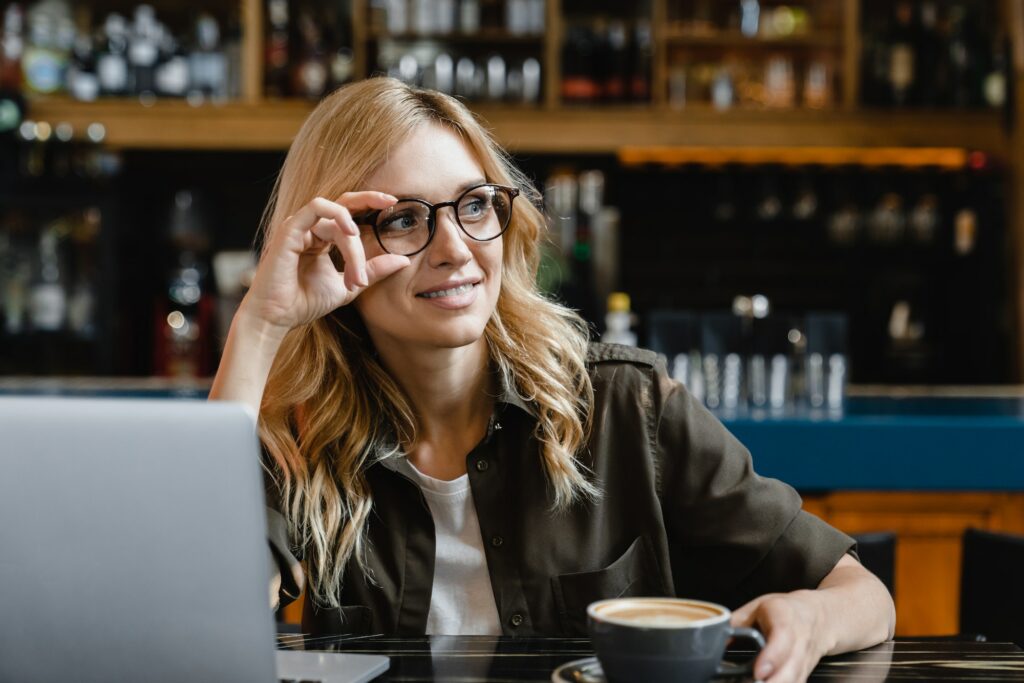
[653,365,856,609]
[262,446,305,611]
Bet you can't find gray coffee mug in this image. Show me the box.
[587,597,766,683]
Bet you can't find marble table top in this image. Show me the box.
[275,635,1024,682]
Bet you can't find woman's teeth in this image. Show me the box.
[419,283,475,299]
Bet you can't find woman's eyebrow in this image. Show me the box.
[392,178,489,201]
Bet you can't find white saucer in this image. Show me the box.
[551,656,606,683]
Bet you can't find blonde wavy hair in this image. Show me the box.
[259,77,597,608]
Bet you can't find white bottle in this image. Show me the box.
[29,227,66,332]
[601,292,637,347]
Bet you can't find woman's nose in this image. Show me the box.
[427,208,473,267]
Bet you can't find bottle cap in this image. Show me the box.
[607,292,630,313]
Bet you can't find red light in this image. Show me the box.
[968,151,988,170]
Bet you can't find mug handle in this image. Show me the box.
[715,626,767,679]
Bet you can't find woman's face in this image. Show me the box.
[354,123,503,354]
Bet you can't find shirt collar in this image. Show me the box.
[370,365,537,470]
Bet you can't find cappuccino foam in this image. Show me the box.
[593,599,724,628]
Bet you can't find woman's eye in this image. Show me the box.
[380,212,421,232]
[460,198,491,219]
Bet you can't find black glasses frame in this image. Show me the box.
[354,183,520,257]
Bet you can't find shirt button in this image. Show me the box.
[491,535,504,547]
[475,459,489,472]
[509,613,524,628]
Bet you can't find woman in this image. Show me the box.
[210,77,894,682]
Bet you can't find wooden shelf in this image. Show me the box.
[24,97,314,151]
[617,146,975,169]
[25,97,1008,156]
[663,30,843,49]
[368,30,545,44]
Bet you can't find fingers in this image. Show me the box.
[276,197,360,258]
[731,596,766,628]
[746,598,815,683]
[338,191,398,214]
[364,254,411,286]
[309,215,368,290]
[275,193,397,251]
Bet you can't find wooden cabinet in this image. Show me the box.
[20,0,1014,155]
[803,492,1024,636]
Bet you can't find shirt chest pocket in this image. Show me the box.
[551,536,667,635]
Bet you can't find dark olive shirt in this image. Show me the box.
[265,342,855,637]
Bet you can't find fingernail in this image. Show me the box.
[360,270,369,287]
[756,661,774,679]
[346,219,359,234]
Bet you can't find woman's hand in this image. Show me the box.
[730,590,829,683]
[240,192,411,335]
[730,555,895,683]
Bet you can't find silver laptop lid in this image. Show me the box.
[0,397,278,683]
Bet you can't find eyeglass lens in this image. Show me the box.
[373,185,512,256]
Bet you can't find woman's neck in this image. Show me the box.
[375,337,495,479]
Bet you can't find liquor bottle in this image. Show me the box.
[21,2,69,95]
[485,55,505,101]
[629,19,651,102]
[604,20,628,102]
[739,0,759,38]
[459,0,480,34]
[128,5,160,97]
[947,3,984,108]
[189,13,228,100]
[154,27,189,98]
[264,0,289,96]
[28,224,67,332]
[561,24,597,103]
[435,0,455,34]
[521,57,540,103]
[386,0,409,33]
[885,1,916,106]
[983,33,1007,110]
[908,193,939,245]
[1,4,25,92]
[601,292,637,346]
[324,5,353,92]
[589,18,611,102]
[1,211,32,335]
[224,14,244,99]
[67,207,100,338]
[66,28,99,101]
[292,10,330,98]
[412,0,435,35]
[154,189,214,378]
[802,60,831,109]
[916,1,945,106]
[96,13,129,96]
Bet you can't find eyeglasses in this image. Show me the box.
[354,183,519,257]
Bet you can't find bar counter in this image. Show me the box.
[276,635,1024,682]
[720,395,1024,490]
[6,378,1023,635]
[5,379,1022,491]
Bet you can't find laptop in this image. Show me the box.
[0,397,389,683]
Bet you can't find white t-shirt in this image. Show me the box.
[397,457,502,636]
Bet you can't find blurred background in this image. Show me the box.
[5,0,1024,640]
[1,0,1020,394]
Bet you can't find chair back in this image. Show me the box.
[961,528,1024,647]
[851,532,896,598]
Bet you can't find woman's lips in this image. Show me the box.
[414,282,479,309]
